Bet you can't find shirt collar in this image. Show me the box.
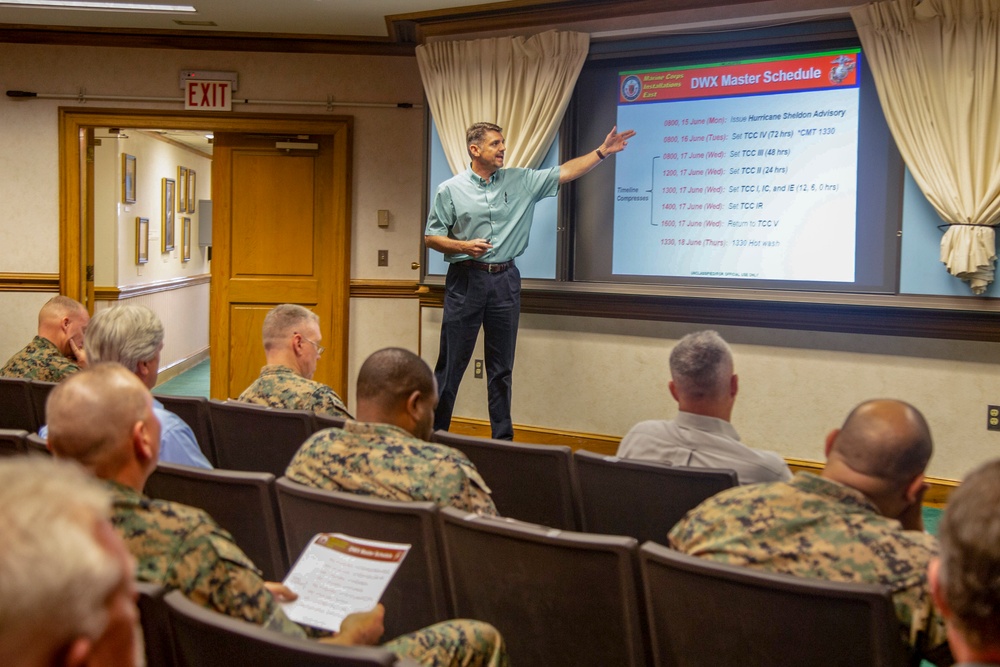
[466,166,499,186]
[791,472,881,513]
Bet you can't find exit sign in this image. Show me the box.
[185,80,232,111]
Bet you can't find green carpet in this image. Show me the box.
[154,359,210,398]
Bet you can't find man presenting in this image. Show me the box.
[426,122,635,439]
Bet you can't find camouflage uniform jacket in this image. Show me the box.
[669,472,947,657]
[1,335,80,382]
[107,483,511,665]
[286,421,498,516]
[105,480,307,638]
[238,364,352,419]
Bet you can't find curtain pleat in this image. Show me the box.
[416,31,590,174]
[852,0,1000,293]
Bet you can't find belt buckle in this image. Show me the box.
[488,263,500,274]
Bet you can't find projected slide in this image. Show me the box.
[612,49,861,282]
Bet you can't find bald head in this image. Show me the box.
[356,348,437,440]
[47,363,154,476]
[829,399,932,485]
[37,295,89,358]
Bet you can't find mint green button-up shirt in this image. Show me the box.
[425,166,560,263]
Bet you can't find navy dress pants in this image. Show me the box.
[433,262,520,440]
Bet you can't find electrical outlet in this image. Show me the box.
[474,359,483,379]
[377,249,388,267]
[989,405,1000,431]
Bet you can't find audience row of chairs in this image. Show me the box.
[137,472,903,667]
[0,376,57,432]
[432,430,738,541]
[0,428,50,457]
[140,584,408,667]
[136,478,909,667]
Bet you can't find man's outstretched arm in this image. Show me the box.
[558,126,636,184]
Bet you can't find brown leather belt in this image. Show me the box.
[457,260,514,274]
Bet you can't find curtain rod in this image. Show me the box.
[5,89,419,110]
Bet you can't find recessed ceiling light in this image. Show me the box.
[0,0,196,13]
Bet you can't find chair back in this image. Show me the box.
[145,463,287,580]
[275,477,450,640]
[437,506,649,666]
[0,428,27,457]
[313,413,347,431]
[163,590,399,667]
[574,450,737,543]
[0,377,38,431]
[24,432,51,456]
[154,394,217,466]
[638,542,908,667]
[27,380,57,431]
[432,430,582,530]
[208,401,314,476]
[136,581,177,667]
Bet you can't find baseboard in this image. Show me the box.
[155,348,209,385]
[448,417,957,508]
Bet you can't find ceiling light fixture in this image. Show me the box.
[0,0,196,13]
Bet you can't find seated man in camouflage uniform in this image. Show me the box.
[238,304,351,419]
[48,363,509,667]
[287,347,497,515]
[1,295,89,382]
[669,399,950,665]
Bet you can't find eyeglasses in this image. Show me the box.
[298,334,325,356]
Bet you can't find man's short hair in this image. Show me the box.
[85,305,164,373]
[0,457,121,664]
[47,362,150,468]
[937,458,1000,649]
[357,347,434,407]
[38,295,86,325]
[669,330,733,400]
[832,399,932,483]
[262,304,318,351]
[466,122,503,157]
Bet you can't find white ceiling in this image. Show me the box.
[0,0,499,37]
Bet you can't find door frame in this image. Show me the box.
[59,108,353,395]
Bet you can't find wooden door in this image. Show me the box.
[210,128,351,400]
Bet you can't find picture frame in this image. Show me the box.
[136,217,149,264]
[177,166,188,213]
[182,217,192,262]
[162,178,175,252]
[187,169,196,213]
[122,154,137,204]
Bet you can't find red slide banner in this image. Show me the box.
[620,50,859,104]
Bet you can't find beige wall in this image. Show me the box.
[2,41,998,482]
[93,129,212,286]
[420,310,1000,482]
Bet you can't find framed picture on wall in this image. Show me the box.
[182,217,191,262]
[122,154,137,204]
[162,178,175,252]
[187,169,196,213]
[178,166,188,212]
[136,217,149,264]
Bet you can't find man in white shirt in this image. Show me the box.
[616,330,790,485]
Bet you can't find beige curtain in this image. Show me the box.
[851,0,1000,293]
[416,30,589,174]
